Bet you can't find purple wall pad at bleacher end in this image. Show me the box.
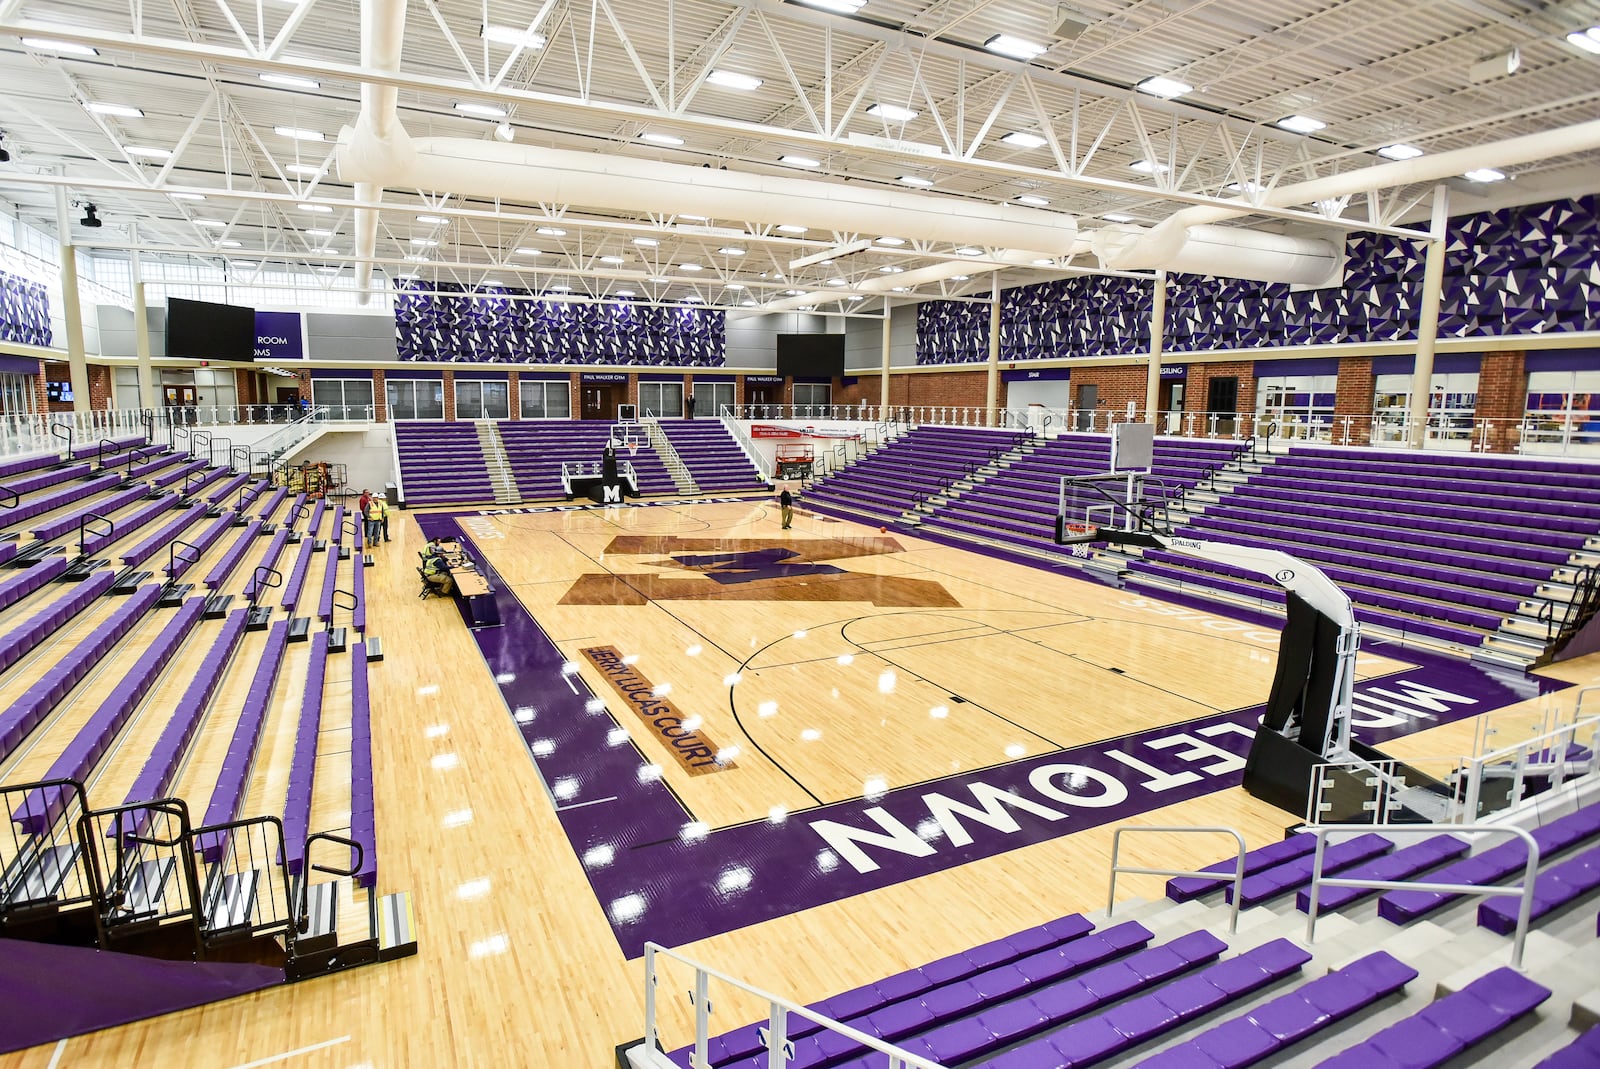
[0,937,280,1054]
[417,506,1568,959]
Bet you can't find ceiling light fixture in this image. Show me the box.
[999,131,1047,149]
[678,263,702,271]
[22,38,98,56]
[1136,75,1193,99]
[125,146,173,159]
[455,102,507,119]
[776,224,809,234]
[599,255,625,264]
[286,164,325,176]
[956,246,983,256]
[494,122,514,142]
[410,238,439,247]
[260,72,321,90]
[1567,27,1600,54]
[1015,194,1050,207]
[779,154,820,167]
[1128,159,1169,174]
[1463,167,1506,183]
[640,132,685,146]
[168,192,205,200]
[897,175,934,187]
[633,237,659,247]
[275,126,325,141]
[680,214,709,221]
[297,203,332,213]
[305,228,334,236]
[1467,47,1522,82]
[706,70,763,91]
[1101,212,1134,223]
[416,214,447,224]
[984,34,1047,60]
[214,239,242,248]
[481,24,547,49]
[1377,143,1424,161]
[195,219,227,228]
[950,275,970,281]
[514,247,543,256]
[88,102,144,118]
[1275,114,1326,134]
[615,290,636,298]
[875,236,906,246]
[866,102,918,122]
[718,247,746,256]
[794,0,866,12]
[535,227,566,236]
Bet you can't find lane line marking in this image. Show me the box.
[224,1036,352,1069]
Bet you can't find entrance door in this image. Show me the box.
[1074,384,1097,430]
[746,386,776,414]
[581,385,620,421]
[165,385,197,407]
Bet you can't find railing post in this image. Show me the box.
[643,944,659,1054]
[1305,830,1328,944]
[693,967,711,1069]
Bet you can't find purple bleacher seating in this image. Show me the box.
[195,619,290,861]
[70,434,146,460]
[704,914,1098,1066]
[204,520,264,589]
[1227,833,1392,908]
[0,570,115,677]
[128,450,184,481]
[0,555,71,613]
[1378,800,1600,924]
[492,420,679,500]
[281,631,329,874]
[255,486,288,522]
[350,642,376,887]
[121,608,251,832]
[0,542,16,567]
[1314,967,1549,1068]
[151,458,206,490]
[317,542,339,622]
[1167,832,1314,901]
[77,494,179,558]
[165,511,239,580]
[0,452,65,480]
[657,421,767,491]
[3,462,90,496]
[4,472,122,530]
[15,596,207,833]
[1535,1025,1600,1068]
[30,483,152,542]
[1477,842,1600,934]
[243,529,291,600]
[987,939,1312,1069]
[120,501,208,567]
[395,423,498,505]
[307,498,326,538]
[329,503,347,543]
[1297,834,1470,913]
[352,548,366,632]
[281,539,316,612]
[0,583,162,761]
[180,464,231,498]
[204,471,251,506]
[1136,951,1418,1069]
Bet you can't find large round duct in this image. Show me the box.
[1093,220,1339,286]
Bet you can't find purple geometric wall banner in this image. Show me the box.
[918,193,1600,364]
[0,271,52,349]
[394,281,726,366]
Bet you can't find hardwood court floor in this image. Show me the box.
[8,498,1597,1069]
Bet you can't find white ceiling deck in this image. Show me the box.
[1,0,1597,310]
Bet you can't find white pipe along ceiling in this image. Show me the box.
[1093,118,1600,284]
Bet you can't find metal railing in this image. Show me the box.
[1302,823,1540,969]
[1106,825,1246,934]
[1458,714,1600,822]
[642,941,945,1069]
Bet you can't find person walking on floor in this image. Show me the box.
[779,488,794,530]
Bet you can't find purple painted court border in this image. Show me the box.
[415,506,1567,958]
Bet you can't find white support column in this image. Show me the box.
[985,272,1001,427]
[879,303,891,420]
[129,223,159,412]
[1406,186,1450,448]
[54,187,92,415]
[1146,270,1166,426]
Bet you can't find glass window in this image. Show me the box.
[455,379,509,420]
[1256,374,1336,441]
[386,379,444,420]
[0,372,37,416]
[520,381,571,419]
[1372,372,1479,447]
[112,367,141,411]
[793,382,830,413]
[638,381,684,418]
[1523,370,1600,453]
[313,378,375,420]
[695,382,734,417]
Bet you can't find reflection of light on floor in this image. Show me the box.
[513,706,536,723]
[442,809,473,828]
[800,728,821,742]
[583,844,615,868]
[837,654,854,666]
[456,878,491,900]
[679,821,710,842]
[878,670,896,693]
[469,933,510,958]
[863,776,887,801]
[431,752,459,770]
[767,805,788,824]
[424,723,448,738]
[723,672,742,686]
[530,739,555,757]
[716,866,753,895]
[1004,743,1026,758]
[816,851,838,872]
[758,701,778,718]
[929,705,949,719]
[637,764,663,783]
[717,745,742,762]
[686,645,702,656]
[606,727,630,746]
[552,777,579,800]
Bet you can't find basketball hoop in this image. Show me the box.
[626,441,639,456]
[1058,521,1100,545]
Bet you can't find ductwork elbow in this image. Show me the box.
[336,120,417,185]
[1094,219,1339,286]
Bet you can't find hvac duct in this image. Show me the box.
[335,122,1079,257]
[1092,221,1339,285]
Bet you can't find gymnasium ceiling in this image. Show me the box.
[1,0,1598,312]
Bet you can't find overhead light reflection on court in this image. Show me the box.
[686,644,703,656]
[682,715,704,731]
[530,739,555,756]
[621,654,641,666]
[680,821,711,842]
[816,851,838,873]
[610,894,647,923]
[758,701,779,718]
[837,654,854,666]
[916,819,943,842]
[863,776,888,801]
[717,745,742,762]
[638,764,663,782]
[793,629,807,639]
[929,705,949,719]
[552,777,579,800]
[431,753,459,770]
[495,672,516,684]
[424,723,449,738]
[607,727,631,746]
[513,707,536,723]
[716,867,753,895]
[469,933,510,958]
[442,809,473,828]
[652,682,673,697]
[767,805,788,824]
[583,844,615,868]
[878,670,896,693]
[561,660,581,675]
[1004,743,1027,758]
[457,878,491,899]
[416,684,440,697]
[585,699,607,714]
[800,728,822,741]
[723,672,742,686]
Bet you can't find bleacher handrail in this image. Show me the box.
[1302,822,1540,969]
[1106,824,1246,934]
[640,941,947,1069]
[1460,713,1600,819]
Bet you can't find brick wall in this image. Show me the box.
[373,369,387,422]
[441,370,457,421]
[1333,357,1374,446]
[88,365,111,410]
[39,361,110,412]
[1184,361,1257,417]
[1476,350,1526,454]
[505,372,519,420]
[1070,365,1148,418]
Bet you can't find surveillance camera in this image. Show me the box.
[80,203,103,228]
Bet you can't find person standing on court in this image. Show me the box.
[779,488,794,530]
[377,494,391,542]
